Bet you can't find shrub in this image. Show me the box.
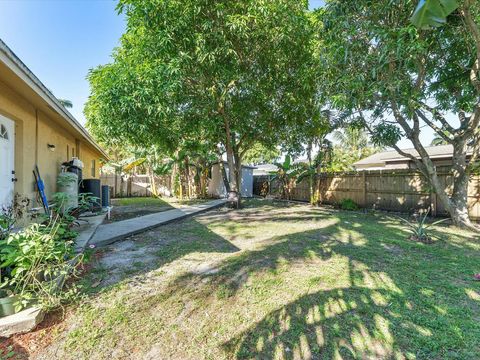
[394,211,448,244]
[339,198,359,211]
[0,194,30,240]
[0,216,81,312]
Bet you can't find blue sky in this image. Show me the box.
[0,0,125,125]
[310,0,325,9]
[0,0,324,127]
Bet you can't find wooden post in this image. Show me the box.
[362,171,367,208]
[114,173,118,199]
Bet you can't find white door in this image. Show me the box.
[0,115,15,208]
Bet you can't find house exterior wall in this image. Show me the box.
[0,78,103,208]
[356,158,455,171]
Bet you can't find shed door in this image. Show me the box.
[0,115,15,208]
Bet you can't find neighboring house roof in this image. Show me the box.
[354,144,472,168]
[293,157,309,164]
[213,161,257,170]
[253,163,278,176]
[0,38,108,159]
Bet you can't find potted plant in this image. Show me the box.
[0,215,81,315]
[0,207,20,317]
[0,288,19,317]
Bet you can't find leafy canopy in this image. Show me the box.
[85,0,316,171]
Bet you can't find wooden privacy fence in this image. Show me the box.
[253,167,480,220]
[100,174,173,198]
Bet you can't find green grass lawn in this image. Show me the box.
[105,197,212,223]
[38,200,480,359]
[114,196,211,207]
[114,197,172,207]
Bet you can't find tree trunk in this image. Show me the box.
[219,160,231,193]
[224,126,240,208]
[446,141,477,230]
[184,157,191,198]
[225,143,238,193]
[385,104,478,231]
[233,149,243,199]
[417,142,477,230]
[199,168,207,198]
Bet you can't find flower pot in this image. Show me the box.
[0,295,19,317]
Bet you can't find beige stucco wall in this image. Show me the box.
[79,145,102,179]
[0,77,104,207]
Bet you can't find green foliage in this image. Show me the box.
[77,193,101,214]
[243,143,280,165]
[371,123,403,148]
[339,198,359,211]
[393,211,449,243]
[331,125,379,171]
[318,0,479,124]
[0,194,30,240]
[58,99,73,109]
[430,131,451,146]
[411,0,459,29]
[0,217,80,311]
[271,156,299,200]
[85,0,317,193]
[0,212,15,241]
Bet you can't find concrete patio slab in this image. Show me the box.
[0,307,44,337]
[89,199,227,248]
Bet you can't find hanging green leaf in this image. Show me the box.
[411,0,459,29]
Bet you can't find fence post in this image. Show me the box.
[362,171,367,208]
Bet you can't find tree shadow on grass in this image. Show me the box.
[81,216,241,294]
[159,207,480,359]
[62,201,480,359]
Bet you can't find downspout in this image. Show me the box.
[35,109,39,165]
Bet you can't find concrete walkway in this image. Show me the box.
[74,213,108,253]
[89,199,227,248]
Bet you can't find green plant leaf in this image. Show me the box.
[411,0,459,29]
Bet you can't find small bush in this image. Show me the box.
[0,216,81,312]
[394,211,448,244]
[339,198,359,211]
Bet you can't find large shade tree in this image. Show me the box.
[85,0,316,204]
[318,0,480,229]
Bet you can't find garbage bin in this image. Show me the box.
[101,185,110,207]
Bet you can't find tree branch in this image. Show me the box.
[415,101,456,134]
[415,110,453,143]
[358,108,420,164]
[462,0,480,92]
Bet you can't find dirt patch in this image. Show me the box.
[0,310,67,360]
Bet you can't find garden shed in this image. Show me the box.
[208,162,255,198]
